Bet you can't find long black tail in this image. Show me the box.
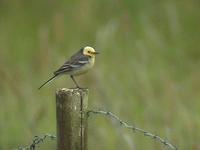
[38,75,57,90]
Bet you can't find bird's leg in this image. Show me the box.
[70,75,80,88]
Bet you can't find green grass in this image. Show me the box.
[0,0,200,149]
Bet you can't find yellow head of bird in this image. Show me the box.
[83,46,99,57]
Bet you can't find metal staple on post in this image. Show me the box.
[56,88,88,150]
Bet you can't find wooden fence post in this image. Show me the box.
[56,88,88,150]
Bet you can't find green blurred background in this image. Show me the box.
[0,0,200,149]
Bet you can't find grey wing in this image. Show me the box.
[54,55,89,75]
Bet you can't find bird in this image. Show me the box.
[38,46,99,89]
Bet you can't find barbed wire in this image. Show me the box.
[87,110,178,150]
[14,110,178,150]
[15,134,56,150]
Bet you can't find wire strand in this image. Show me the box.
[87,110,178,150]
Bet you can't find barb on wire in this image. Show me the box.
[87,110,178,150]
[15,134,56,150]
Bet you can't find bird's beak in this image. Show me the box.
[93,51,100,55]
